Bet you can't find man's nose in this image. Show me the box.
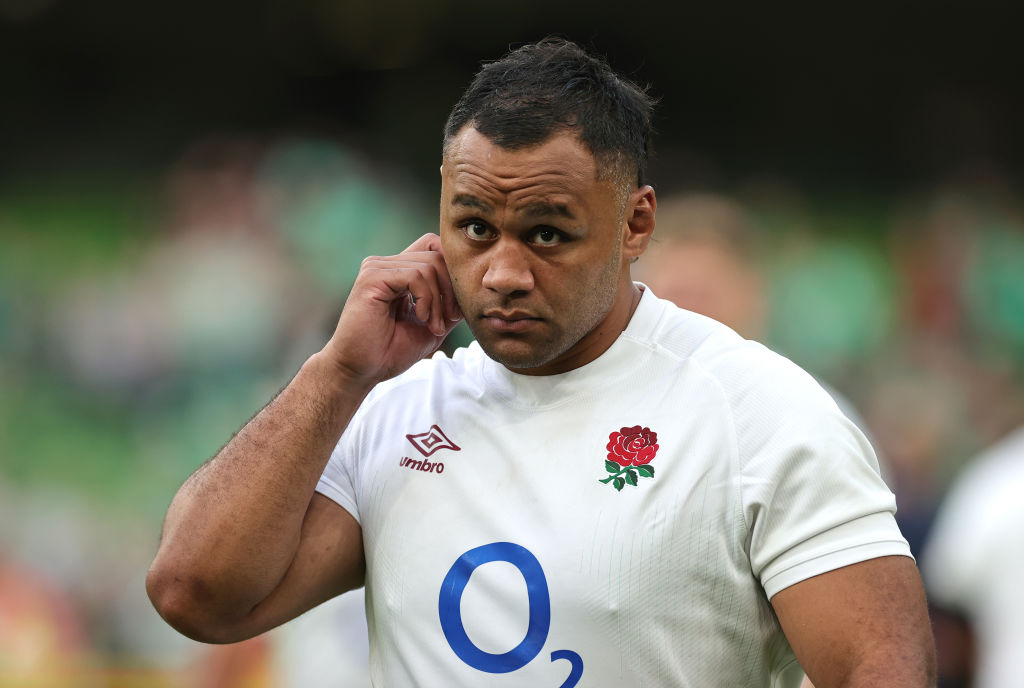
[481,239,535,295]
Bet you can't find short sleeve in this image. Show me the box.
[315,408,365,524]
[724,350,912,599]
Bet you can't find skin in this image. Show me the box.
[775,556,936,687]
[147,127,935,686]
[440,127,653,375]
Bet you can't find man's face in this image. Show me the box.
[439,127,641,375]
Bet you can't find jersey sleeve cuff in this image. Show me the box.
[315,475,361,525]
[760,511,913,599]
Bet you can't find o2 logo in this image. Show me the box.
[438,542,584,687]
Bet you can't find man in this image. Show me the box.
[147,38,936,686]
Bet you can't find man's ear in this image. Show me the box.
[622,185,657,262]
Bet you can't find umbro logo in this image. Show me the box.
[406,424,461,457]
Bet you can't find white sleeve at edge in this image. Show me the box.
[315,474,361,525]
[762,511,912,599]
[315,436,362,525]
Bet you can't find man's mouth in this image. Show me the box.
[481,310,542,333]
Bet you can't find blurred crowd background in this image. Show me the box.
[3,1,1024,686]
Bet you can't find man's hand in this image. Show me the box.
[322,233,463,386]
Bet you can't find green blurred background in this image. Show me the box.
[2,1,1024,685]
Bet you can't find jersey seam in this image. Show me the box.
[679,352,749,540]
[645,339,750,564]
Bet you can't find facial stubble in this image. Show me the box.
[461,232,625,372]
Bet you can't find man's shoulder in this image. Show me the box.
[643,295,807,388]
[643,297,845,435]
[634,291,747,363]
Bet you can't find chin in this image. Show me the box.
[477,337,562,371]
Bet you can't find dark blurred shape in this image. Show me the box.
[862,358,962,556]
[3,2,1024,188]
[0,0,53,23]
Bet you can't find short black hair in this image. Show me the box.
[443,37,655,188]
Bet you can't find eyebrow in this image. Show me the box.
[451,194,492,213]
[450,194,576,220]
[521,201,576,220]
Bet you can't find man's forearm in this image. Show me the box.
[146,351,372,634]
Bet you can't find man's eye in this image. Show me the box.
[531,228,562,246]
[463,222,492,241]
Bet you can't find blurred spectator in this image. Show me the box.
[889,193,977,343]
[922,424,1024,687]
[0,526,91,686]
[860,357,966,557]
[638,193,766,339]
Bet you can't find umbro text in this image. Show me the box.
[399,456,445,474]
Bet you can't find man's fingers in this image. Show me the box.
[362,232,463,333]
[392,243,461,323]
[393,266,442,335]
[401,233,443,255]
[362,259,446,335]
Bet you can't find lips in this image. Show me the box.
[483,310,537,320]
[481,310,542,333]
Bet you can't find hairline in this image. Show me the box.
[442,122,637,209]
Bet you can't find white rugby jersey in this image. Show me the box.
[316,287,910,687]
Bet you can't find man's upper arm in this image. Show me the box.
[225,493,365,642]
[771,555,936,687]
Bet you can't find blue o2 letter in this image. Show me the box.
[551,649,584,688]
[438,542,551,673]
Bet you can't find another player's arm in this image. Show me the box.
[771,555,937,688]
[146,233,462,644]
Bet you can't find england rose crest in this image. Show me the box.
[599,425,658,491]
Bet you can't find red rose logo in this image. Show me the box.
[599,425,659,491]
[606,425,659,467]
